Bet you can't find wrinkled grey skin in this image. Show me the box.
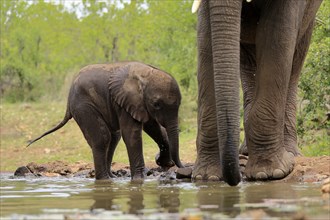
[28,62,184,181]
[194,0,322,185]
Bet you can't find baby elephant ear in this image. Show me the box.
[109,65,149,123]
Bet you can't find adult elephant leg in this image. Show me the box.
[73,106,111,180]
[107,131,121,177]
[240,43,257,155]
[285,21,316,156]
[193,0,222,181]
[245,1,304,180]
[143,120,174,168]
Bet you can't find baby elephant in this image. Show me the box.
[28,62,184,181]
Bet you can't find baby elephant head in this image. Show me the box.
[109,62,183,168]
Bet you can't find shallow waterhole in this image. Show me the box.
[0,173,329,219]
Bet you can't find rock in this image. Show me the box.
[235,209,269,220]
[291,212,309,220]
[176,167,192,179]
[322,177,330,194]
[146,167,164,177]
[114,169,129,178]
[73,169,93,178]
[14,166,33,177]
[42,172,61,177]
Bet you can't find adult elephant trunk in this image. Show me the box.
[209,0,241,186]
[166,119,184,168]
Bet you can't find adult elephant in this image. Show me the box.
[193,0,322,185]
[28,62,184,181]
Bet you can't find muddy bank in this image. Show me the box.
[13,160,192,181]
[284,156,330,183]
[13,156,330,183]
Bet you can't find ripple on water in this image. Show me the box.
[0,177,328,219]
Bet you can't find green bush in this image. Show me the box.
[297,0,330,155]
[0,64,33,102]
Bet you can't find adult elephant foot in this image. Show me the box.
[284,135,301,157]
[192,154,222,181]
[244,148,295,180]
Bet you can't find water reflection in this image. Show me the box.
[89,181,182,214]
[241,182,328,219]
[0,175,328,219]
[85,180,327,218]
[158,186,180,213]
[242,182,298,203]
[196,183,240,217]
[239,182,301,218]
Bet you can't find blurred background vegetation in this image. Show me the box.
[0,0,329,171]
[1,0,198,102]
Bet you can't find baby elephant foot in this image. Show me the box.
[155,152,175,169]
[131,167,145,183]
[192,159,222,181]
[131,176,144,184]
[95,169,112,180]
[94,179,113,185]
[245,148,295,181]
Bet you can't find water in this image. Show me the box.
[0,173,329,219]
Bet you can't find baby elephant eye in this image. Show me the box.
[153,101,161,110]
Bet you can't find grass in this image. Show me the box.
[300,129,330,156]
[1,94,329,172]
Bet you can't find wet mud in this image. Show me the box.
[13,160,195,182]
[13,156,329,183]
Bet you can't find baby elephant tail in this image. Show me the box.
[26,106,72,147]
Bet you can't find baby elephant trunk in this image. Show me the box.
[165,120,184,168]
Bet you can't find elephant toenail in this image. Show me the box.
[208,175,220,181]
[288,152,295,157]
[194,175,203,180]
[272,169,285,179]
[255,172,268,180]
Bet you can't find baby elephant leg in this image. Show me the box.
[107,131,121,177]
[73,106,111,180]
[120,111,145,181]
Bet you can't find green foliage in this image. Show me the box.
[0,0,197,102]
[1,0,81,101]
[301,130,330,156]
[0,64,32,102]
[297,0,329,155]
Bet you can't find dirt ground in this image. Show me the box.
[13,156,330,183]
[283,156,330,183]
